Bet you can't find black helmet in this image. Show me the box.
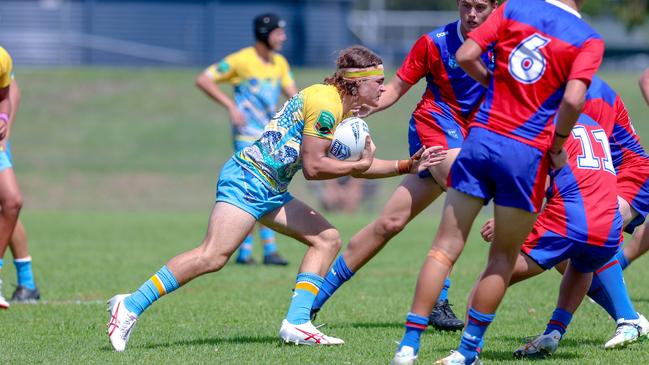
[253,13,286,48]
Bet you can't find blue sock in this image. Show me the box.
[438,277,451,302]
[398,312,428,354]
[458,307,495,362]
[589,258,638,320]
[123,265,180,316]
[14,257,36,290]
[237,235,254,261]
[615,249,630,270]
[312,256,355,311]
[260,227,277,256]
[0,258,3,270]
[544,308,572,337]
[286,272,324,325]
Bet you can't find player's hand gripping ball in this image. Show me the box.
[328,117,370,161]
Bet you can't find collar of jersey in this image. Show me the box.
[545,0,582,18]
[456,20,465,43]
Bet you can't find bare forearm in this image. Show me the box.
[640,69,649,106]
[352,158,400,179]
[303,157,370,180]
[9,79,19,126]
[551,80,587,152]
[196,75,236,110]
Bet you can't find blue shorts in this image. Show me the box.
[408,112,465,179]
[522,227,618,273]
[449,127,548,213]
[0,142,13,172]
[215,158,293,220]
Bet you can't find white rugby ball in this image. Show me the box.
[328,117,370,161]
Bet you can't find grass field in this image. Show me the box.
[1,68,649,364]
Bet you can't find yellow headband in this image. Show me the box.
[341,65,384,80]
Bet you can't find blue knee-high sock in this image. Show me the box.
[237,235,254,261]
[286,272,324,325]
[398,312,428,354]
[544,308,572,337]
[615,249,630,270]
[312,256,355,311]
[0,258,3,270]
[123,265,180,316]
[259,227,277,256]
[458,307,495,362]
[14,257,36,290]
[438,277,451,302]
[589,259,638,320]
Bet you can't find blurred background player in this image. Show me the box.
[392,0,605,364]
[196,13,297,266]
[311,0,498,332]
[106,46,446,352]
[316,176,378,214]
[0,74,40,309]
[0,47,34,309]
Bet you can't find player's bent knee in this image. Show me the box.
[0,195,22,216]
[315,229,343,253]
[374,214,407,238]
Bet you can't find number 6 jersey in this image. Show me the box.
[467,0,605,152]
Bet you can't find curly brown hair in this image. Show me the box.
[324,45,383,97]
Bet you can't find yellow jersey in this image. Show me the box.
[234,84,350,193]
[204,47,293,142]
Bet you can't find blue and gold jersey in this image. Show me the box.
[204,47,294,144]
[0,47,13,88]
[234,84,348,193]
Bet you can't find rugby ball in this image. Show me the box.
[328,117,370,161]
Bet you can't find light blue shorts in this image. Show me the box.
[215,158,293,220]
[0,142,13,172]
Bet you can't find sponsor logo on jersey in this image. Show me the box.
[314,110,335,137]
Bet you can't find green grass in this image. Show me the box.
[1,212,649,364]
[1,68,649,363]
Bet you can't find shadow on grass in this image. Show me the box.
[330,321,402,330]
[493,335,602,348]
[481,349,581,362]
[139,335,280,350]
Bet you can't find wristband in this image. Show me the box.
[396,159,412,175]
[0,113,8,125]
[554,130,569,138]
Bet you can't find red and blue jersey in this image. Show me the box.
[583,76,649,169]
[397,20,495,131]
[584,76,649,226]
[468,0,605,151]
[536,115,622,248]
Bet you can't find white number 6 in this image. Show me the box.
[509,34,551,84]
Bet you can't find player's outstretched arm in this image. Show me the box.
[640,68,649,106]
[353,145,446,179]
[301,135,375,180]
[358,76,412,118]
[456,39,490,87]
